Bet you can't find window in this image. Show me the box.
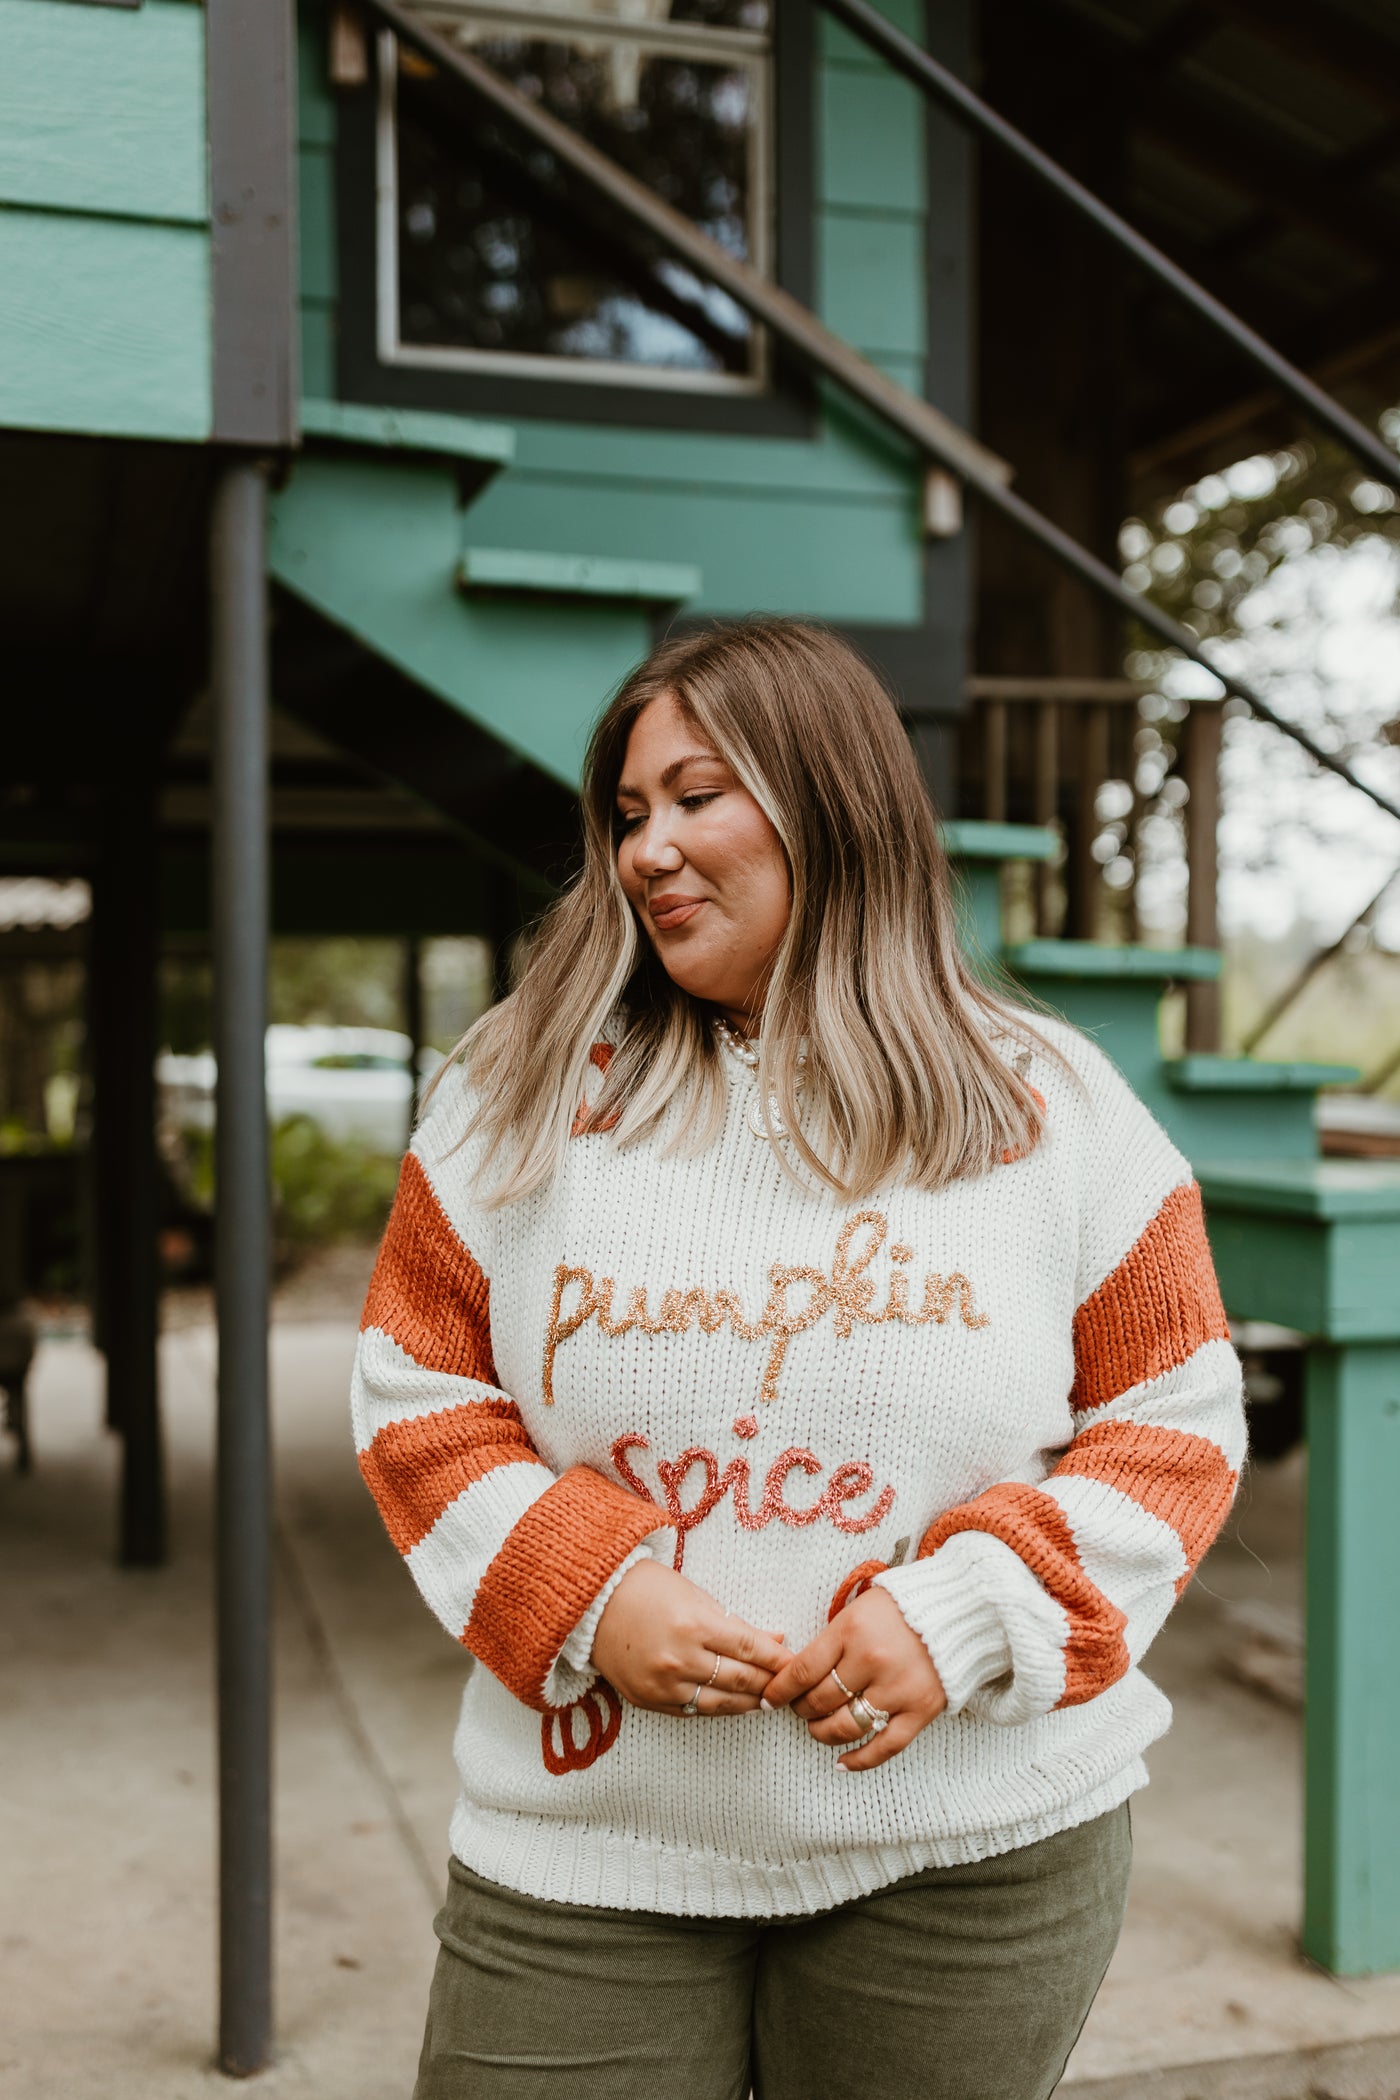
[377,0,773,393]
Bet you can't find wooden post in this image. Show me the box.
[1200,1162,1400,1977]
[1072,701,1110,940]
[211,458,274,2079]
[1033,702,1059,935]
[983,701,1007,822]
[1184,700,1222,1050]
[91,783,166,1566]
[1303,1340,1400,1974]
[403,936,423,1148]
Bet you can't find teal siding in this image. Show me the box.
[819,215,928,359]
[467,470,924,623]
[0,0,206,224]
[820,67,927,213]
[0,0,211,442]
[0,209,211,441]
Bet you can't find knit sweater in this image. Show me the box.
[351,1014,1245,1918]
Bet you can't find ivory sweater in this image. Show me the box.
[351,1016,1245,1917]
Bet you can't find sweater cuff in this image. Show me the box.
[874,1537,1016,1717]
[556,1538,668,1690]
[466,1466,674,1711]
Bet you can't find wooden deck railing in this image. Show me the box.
[963,678,1224,1051]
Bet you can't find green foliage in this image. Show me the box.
[170,1115,398,1260]
[1122,423,1400,655]
[269,1114,399,1253]
[270,938,404,1032]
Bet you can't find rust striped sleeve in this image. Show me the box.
[351,1146,671,1711]
[1070,1179,1230,1416]
[882,1161,1244,1723]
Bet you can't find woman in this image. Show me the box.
[352,619,1245,2100]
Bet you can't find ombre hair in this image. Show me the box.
[448,617,1055,1205]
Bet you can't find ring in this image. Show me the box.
[848,1695,891,1736]
[830,1668,856,1700]
[681,1654,724,1716]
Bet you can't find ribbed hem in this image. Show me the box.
[449,1760,1148,1919]
[874,1546,1015,1717]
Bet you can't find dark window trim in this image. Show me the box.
[335,0,818,437]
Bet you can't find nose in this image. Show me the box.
[628,809,685,877]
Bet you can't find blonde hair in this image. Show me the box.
[449,617,1052,1205]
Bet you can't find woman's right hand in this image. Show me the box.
[592,1558,791,1716]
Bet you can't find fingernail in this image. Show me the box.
[760,1697,773,1711]
[836,1765,854,1776]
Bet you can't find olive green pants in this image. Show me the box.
[413,1804,1131,2100]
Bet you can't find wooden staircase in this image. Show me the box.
[945,821,1356,1165]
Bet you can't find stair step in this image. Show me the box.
[457,547,701,603]
[1167,1055,1359,1093]
[941,820,1058,862]
[1005,939,1220,982]
[300,397,515,470]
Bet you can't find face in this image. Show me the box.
[615,693,791,1029]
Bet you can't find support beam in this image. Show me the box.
[1183,701,1222,1053]
[1200,1162,1400,1977]
[1304,1341,1400,1975]
[206,0,298,446]
[91,782,165,1566]
[403,935,423,1148]
[211,458,273,2079]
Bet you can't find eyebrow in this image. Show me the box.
[616,753,726,799]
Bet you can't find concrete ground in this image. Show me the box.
[3,1289,1400,2100]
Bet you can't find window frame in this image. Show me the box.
[335,0,817,436]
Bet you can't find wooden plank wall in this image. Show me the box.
[0,0,212,442]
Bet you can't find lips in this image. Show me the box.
[648,893,707,931]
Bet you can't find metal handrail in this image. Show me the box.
[813,0,1400,498]
[361,0,1400,832]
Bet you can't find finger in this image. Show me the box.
[791,1668,860,1723]
[696,1687,766,1715]
[708,1657,778,1699]
[838,1711,923,1772]
[706,1615,791,1676]
[657,1690,765,1718]
[762,1624,843,1709]
[805,1706,872,1746]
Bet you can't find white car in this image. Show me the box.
[158,1026,450,1151]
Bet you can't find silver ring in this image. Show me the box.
[848,1695,891,1736]
[830,1668,856,1701]
[681,1654,723,1717]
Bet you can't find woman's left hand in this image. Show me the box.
[761,1586,947,1771]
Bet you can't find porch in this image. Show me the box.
[6,1289,1400,2100]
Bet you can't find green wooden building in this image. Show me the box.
[4,0,1400,2062]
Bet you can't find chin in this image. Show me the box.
[654,951,726,1008]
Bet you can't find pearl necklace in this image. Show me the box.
[714,1017,805,1139]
